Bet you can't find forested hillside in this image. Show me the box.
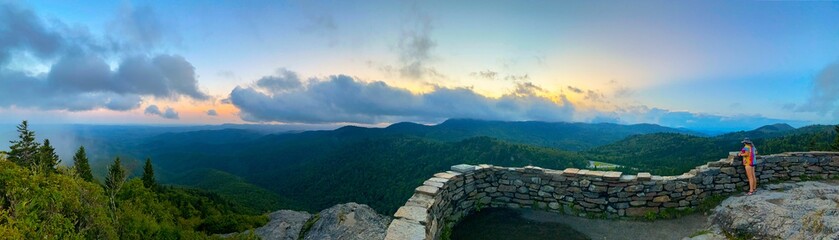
[585,124,838,175]
[14,119,835,218]
[0,122,264,239]
[138,133,587,214]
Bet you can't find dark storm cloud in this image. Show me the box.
[229,71,576,124]
[144,105,179,119]
[0,3,208,112]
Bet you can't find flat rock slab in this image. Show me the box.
[451,164,476,173]
[220,210,312,240]
[394,206,428,224]
[711,181,839,240]
[385,219,425,240]
[303,202,391,240]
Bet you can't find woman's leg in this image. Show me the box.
[745,165,756,192]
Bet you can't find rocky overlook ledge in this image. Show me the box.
[385,152,839,240]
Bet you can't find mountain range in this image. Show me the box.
[8,119,832,215]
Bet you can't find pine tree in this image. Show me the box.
[73,146,94,182]
[8,120,40,169]
[104,157,126,222]
[37,139,60,174]
[832,125,839,151]
[142,158,156,190]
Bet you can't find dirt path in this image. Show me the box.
[518,209,710,240]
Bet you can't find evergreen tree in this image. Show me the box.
[142,158,156,190]
[832,125,839,151]
[74,146,94,182]
[37,139,60,174]
[8,120,40,169]
[104,157,126,222]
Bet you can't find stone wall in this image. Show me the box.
[384,152,839,240]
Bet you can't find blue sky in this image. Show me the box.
[0,0,837,132]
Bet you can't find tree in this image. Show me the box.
[832,125,839,151]
[8,120,39,169]
[104,157,126,223]
[37,139,60,174]
[142,158,156,190]
[74,146,94,182]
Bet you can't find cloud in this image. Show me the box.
[470,70,498,80]
[469,70,530,82]
[608,80,634,98]
[566,86,583,94]
[228,70,575,124]
[0,3,208,112]
[255,68,302,92]
[503,74,529,81]
[144,105,179,119]
[398,5,437,79]
[0,3,64,65]
[207,109,218,116]
[108,4,177,50]
[795,61,839,118]
[614,105,806,132]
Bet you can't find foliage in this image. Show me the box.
[73,146,95,183]
[585,125,837,175]
[278,136,586,214]
[688,230,711,238]
[142,158,156,190]
[7,120,40,171]
[0,161,117,239]
[168,168,302,214]
[1,122,268,239]
[0,156,266,239]
[37,139,60,175]
[832,125,839,151]
[105,157,127,224]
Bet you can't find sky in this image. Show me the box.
[0,0,838,132]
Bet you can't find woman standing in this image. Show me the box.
[739,138,758,195]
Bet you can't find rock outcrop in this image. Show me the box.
[223,202,390,240]
[303,203,391,240]
[709,181,839,240]
[220,210,312,240]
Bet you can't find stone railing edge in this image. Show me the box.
[384,151,839,240]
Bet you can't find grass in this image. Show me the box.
[688,229,711,238]
[722,230,754,240]
[697,194,729,213]
[640,193,730,221]
[297,213,320,240]
[802,209,826,234]
[474,200,486,212]
[440,218,453,240]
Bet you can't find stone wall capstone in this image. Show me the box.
[383,152,839,240]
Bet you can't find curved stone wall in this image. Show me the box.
[384,152,839,240]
